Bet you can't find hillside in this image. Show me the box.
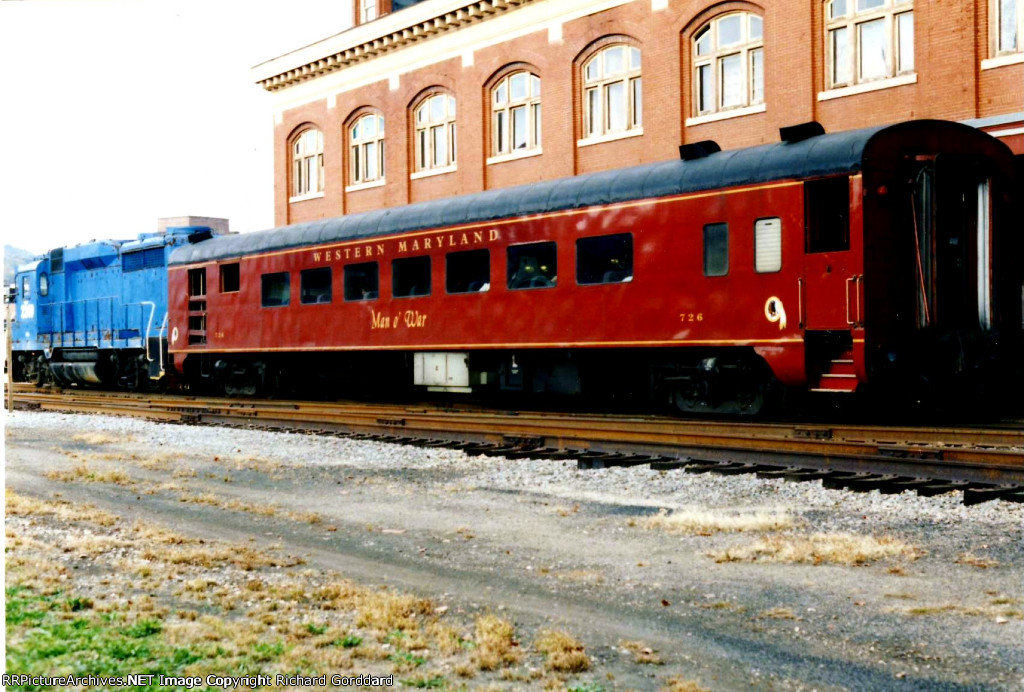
[4,245,38,287]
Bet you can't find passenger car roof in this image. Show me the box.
[168,120,993,266]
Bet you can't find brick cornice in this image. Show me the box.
[255,0,536,93]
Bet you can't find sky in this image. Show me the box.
[0,0,355,254]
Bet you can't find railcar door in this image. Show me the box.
[909,155,991,331]
[802,175,861,329]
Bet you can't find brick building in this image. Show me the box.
[251,0,1023,226]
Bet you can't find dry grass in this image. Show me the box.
[354,590,433,633]
[662,677,710,692]
[758,606,799,620]
[710,532,921,565]
[620,639,662,665]
[6,490,119,526]
[472,615,522,670]
[45,463,134,486]
[534,629,590,672]
[890,601,1023,619]
[955,553,1000,569]
[72,432,125,445]
[640,508,795,535]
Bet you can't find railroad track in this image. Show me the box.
[10,384,1024,505]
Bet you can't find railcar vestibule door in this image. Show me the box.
[802,175,861,329]
[909,155,991,331]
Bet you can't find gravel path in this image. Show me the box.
[5,410,1023,691]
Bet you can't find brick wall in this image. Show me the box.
[275,0,1024,227]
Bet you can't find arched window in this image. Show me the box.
[349,112,385,185]
[491,71,541,157]
[825,0,914,88]
[693,13,764,115]
[291,128,324,197]
[995,0,1022,55]
[413,92,457,172]
[581,44,642,139]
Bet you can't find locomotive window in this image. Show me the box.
[805,176,850,253]
[39,273,49,297]
[447,249,490,294]
[300,267,332,304]
[703,223,729,276]
[261,272,290,307]
[22,275,30,300]
[344,262,379,301]
[220,263,240,293]
[507,242,557,290]
[576,234,633,285]
[393,256,431,298]
[754,218,782,273]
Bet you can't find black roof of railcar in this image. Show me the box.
[168,120,980,266]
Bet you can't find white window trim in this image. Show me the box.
[686,103,766,126]
[486,148,544,166]
[577,128,644,148]
[410,164,457,180]
[491,71,542,158]
[345,179,386,193]
[817,72,916,100]
[289,191,326,203]
[824,0,915,90]
[692,13,765,117]
[582,45,643,139]
[981,52,1024,69]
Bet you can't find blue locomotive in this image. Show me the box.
[9,226,217,389]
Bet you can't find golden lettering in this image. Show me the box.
[489,229,500,241]
[363,245,373,257]
[377,244,384,255]
[371,310,391,329]
[404,310,428,328]
[313,252,322,262]
[334,250,342,261]
[460,233,469,245]
[412,239,420,251]
[424,238,432,250]
[344,248,352,259]
[399,241,408,253]
[354,247,361,259]
[473,231,483,243]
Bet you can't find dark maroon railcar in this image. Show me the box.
[167,120,1021,414]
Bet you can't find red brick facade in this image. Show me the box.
[259,0,1023,227]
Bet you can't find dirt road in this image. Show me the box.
[6,411,1023,690]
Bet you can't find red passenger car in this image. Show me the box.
[167,120,1021,414]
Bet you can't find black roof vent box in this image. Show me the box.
[678,140,721,161]
[780,121,825,143]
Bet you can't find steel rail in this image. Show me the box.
[10,385,1024,501]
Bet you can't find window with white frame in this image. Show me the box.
[582,44,642,139]
[492,71,541,157]
[825,0,914,89]
[693,13,764,115]
[995,0,1023,54]
[292,128,324,197]
[350,112,385,185]
[360,0,378,23]
[414,93,457,172]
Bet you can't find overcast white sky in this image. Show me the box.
[0,0,355,254]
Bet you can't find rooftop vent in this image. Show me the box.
[678,140,721,161]
[780,121,825,143]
